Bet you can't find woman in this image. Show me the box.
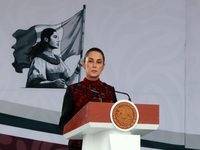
[26,28,80,88]
[59,47,117,150]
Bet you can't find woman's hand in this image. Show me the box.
[54,79,66,88]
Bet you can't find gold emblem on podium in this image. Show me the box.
[110,100,139,131]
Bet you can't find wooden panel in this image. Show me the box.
[63,102,159,134]
[136,104,159,124]
[63,102,90,134]
[63,102,112,134]
[88,102,113,122]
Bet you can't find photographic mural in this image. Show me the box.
[12,7,85,88]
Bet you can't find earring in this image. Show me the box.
[44,37,48,42]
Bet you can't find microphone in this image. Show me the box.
[103,82,132,102]
[88,82,103,102]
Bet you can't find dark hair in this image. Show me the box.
[83,47,105,63]
[28,28,56,60]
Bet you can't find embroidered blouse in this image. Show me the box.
[26,53,71,88]
[59,78,117,147]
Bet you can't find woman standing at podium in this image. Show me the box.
[59,47,117,150]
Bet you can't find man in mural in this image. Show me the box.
[26,28,81,88]
[59,47,117,150]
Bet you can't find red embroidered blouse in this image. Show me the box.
[59,78,117,148]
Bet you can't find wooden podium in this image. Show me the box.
[63,101,159,150]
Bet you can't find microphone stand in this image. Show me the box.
[115,91,132,102]
[103,82,132,102]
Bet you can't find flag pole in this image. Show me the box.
[78,5,86,82]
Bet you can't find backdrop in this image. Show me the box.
[0,0,199,149]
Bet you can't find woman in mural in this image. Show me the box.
[59,47,117,150]
[26,28,81,88]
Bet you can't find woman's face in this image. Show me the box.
[48,31,60,49]
[82,51,105,81]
